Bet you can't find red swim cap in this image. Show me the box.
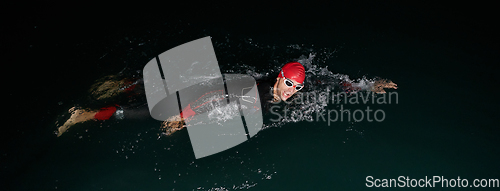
[278,62,306,84]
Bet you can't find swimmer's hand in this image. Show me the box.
[371,79,398,94]
[161,115,186,136]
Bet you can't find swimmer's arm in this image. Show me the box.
[161,114,187,136]
[342,78,398,94]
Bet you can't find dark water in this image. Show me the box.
[4,1,499,190]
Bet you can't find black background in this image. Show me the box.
[2,1,498,189]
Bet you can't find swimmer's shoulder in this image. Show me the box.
[256,77,276,89]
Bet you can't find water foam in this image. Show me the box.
[210,36,381,130]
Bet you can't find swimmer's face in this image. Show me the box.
[276,77,302,101]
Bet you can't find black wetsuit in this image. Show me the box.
[256,77,278,113]
[122,77,279,120]
[175,76,278,119]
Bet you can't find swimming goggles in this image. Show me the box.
[281,70,304,91]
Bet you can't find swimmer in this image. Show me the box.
[56,63,397,137]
